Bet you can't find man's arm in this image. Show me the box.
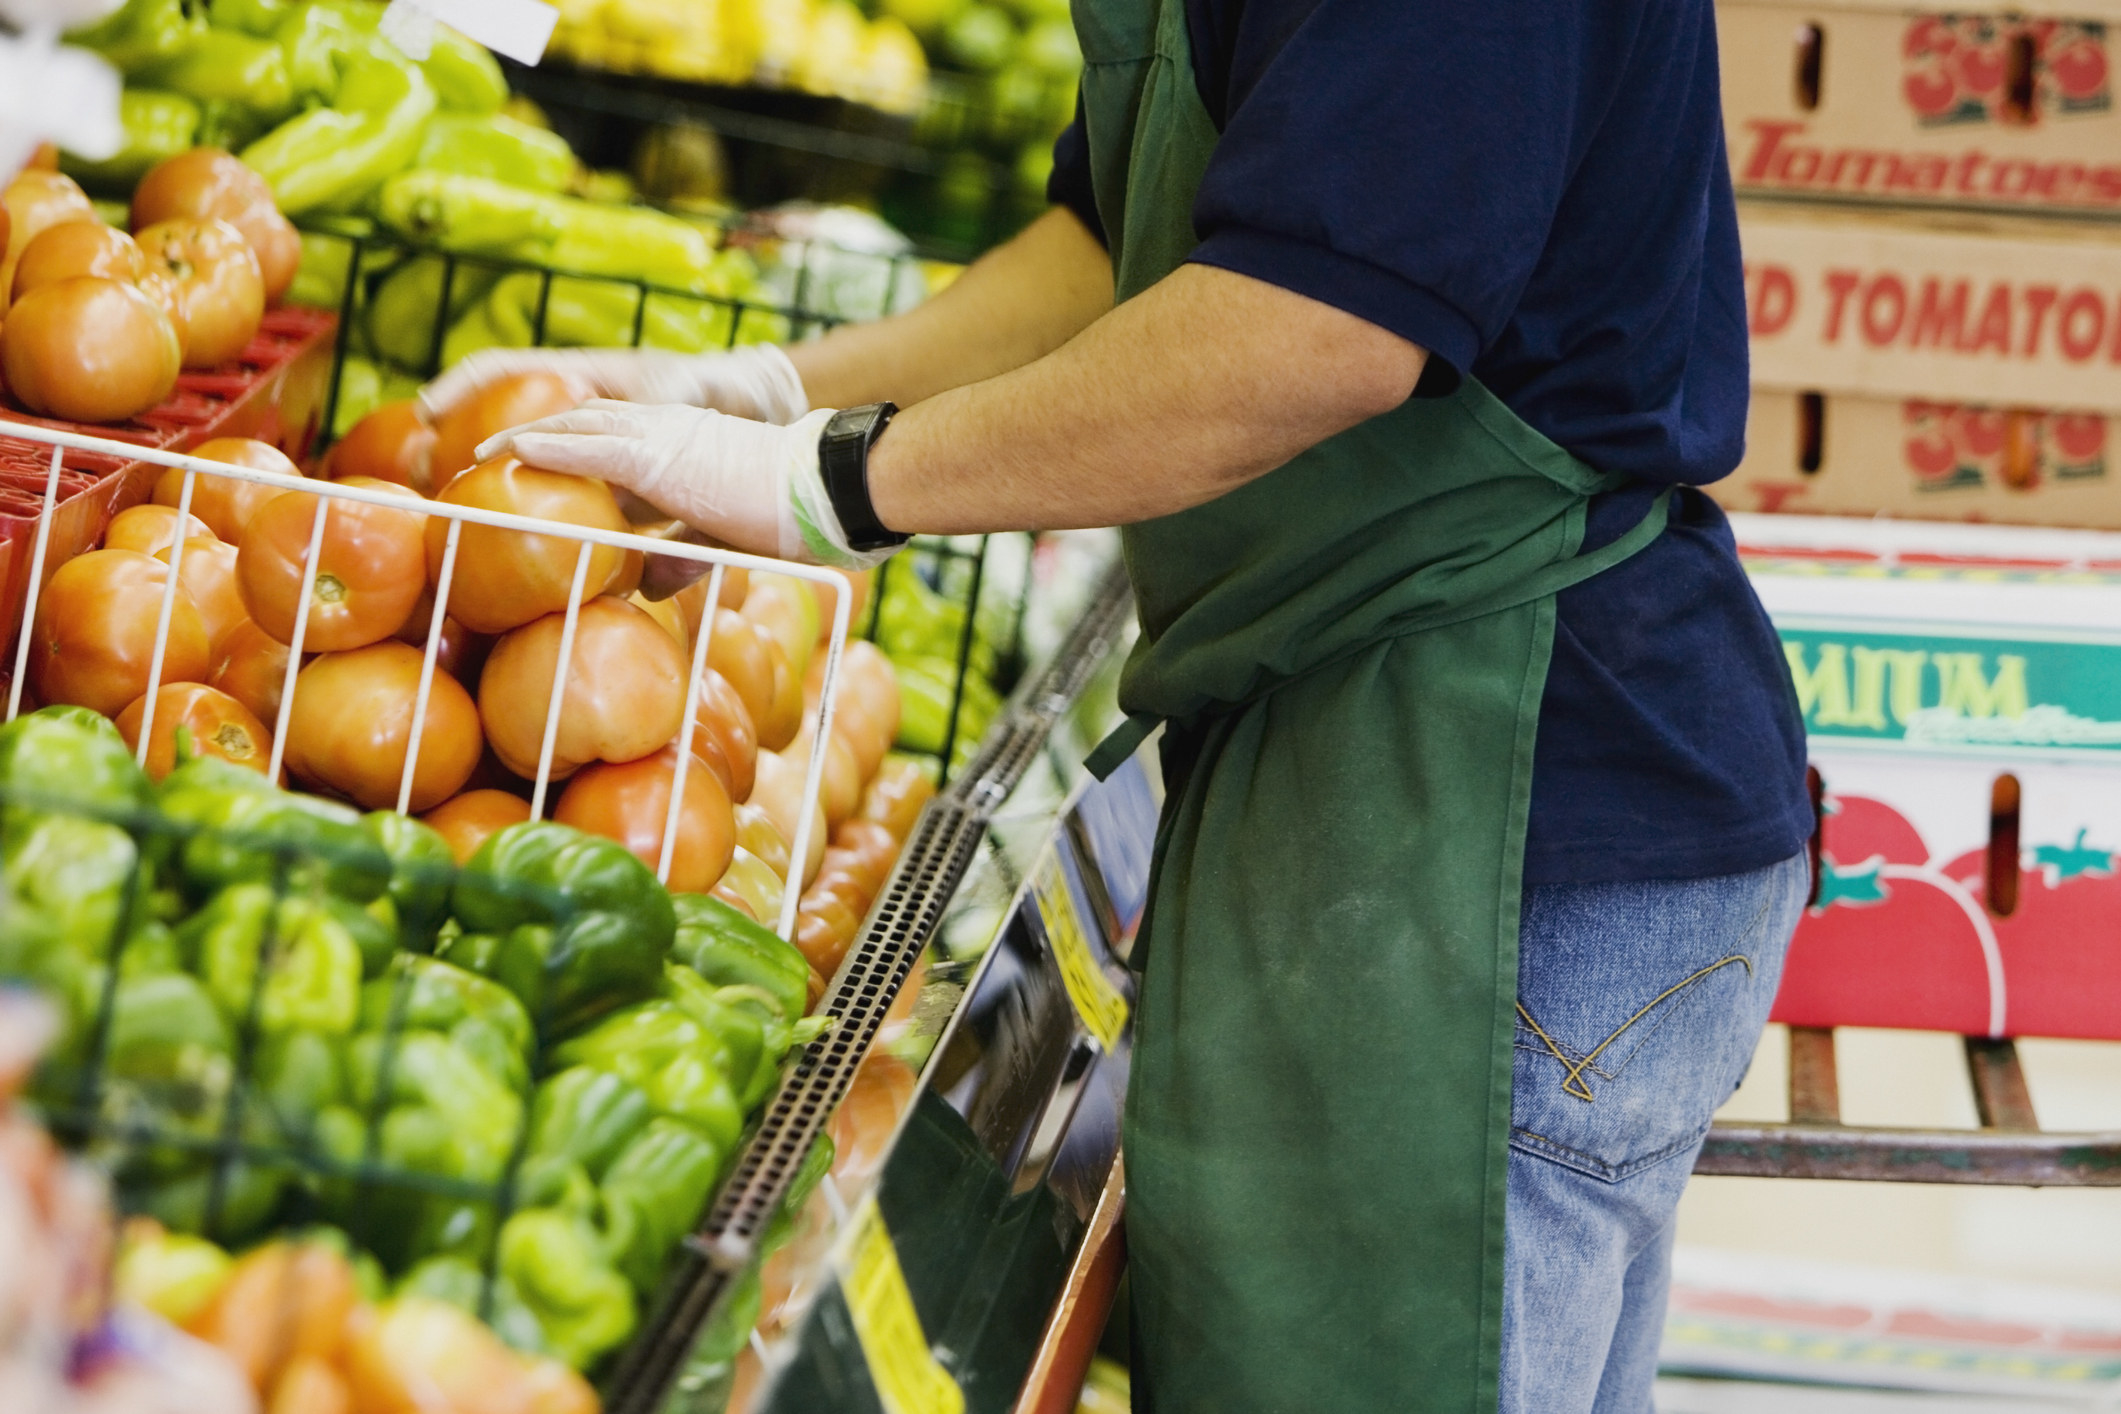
[867,263,1427,535]
[787,207,1116,410]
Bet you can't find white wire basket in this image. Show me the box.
[0,421,848,944]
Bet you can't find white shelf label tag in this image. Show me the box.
[380,0,558,65]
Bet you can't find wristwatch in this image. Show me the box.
[818,402,911,553]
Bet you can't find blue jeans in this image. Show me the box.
[1498,852,1808,1414]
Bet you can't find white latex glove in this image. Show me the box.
[478,401,900,569]
[418,344,810,425]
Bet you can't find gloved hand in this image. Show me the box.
[419,345,810,426]
[477,401,900,570]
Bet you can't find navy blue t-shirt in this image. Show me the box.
[1048,0,1813,884]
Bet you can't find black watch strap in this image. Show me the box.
[818,403,910,553]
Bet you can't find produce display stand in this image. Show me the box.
[611,563,1153,1414]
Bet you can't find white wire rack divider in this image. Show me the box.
[0,421,846,944]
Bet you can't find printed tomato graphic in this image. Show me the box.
[2051,412,2107,463]
[1943,832,2121,1041]
[1954,407,2010,459]
[1904,16,1959,60]
[1953,30,2009,98]
[1904,66,1962,119]
[1770,794,2000,1035]
[2048,33,2109,101]
[1904,410,1962,481]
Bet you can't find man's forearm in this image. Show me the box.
[786,208,1114,410]
[866,264,1427,535]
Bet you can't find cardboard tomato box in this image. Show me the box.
[1738,513,2121,1040]
[1739,197,2121,414]
[1721,0,2121,215]
[1712,388,2121,526]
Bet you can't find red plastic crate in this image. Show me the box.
[0,306,336,669]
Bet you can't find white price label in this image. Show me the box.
[380,0,558,64]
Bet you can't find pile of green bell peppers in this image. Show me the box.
[1,709,822,1370]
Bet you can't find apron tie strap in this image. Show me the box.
[1087,711,1162,780]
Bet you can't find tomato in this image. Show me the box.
[628,590,688,648]
[817,842,889,902]
[28,549,208,717]
[1,169,94,313]
[833,819,900,887]
[713,847,786,931]
[690,607,774,739]
[396,606,490,686]
[238,484,427,651]
[422,788,533,864]
[478,595,686,779]
[796,896,861,980]
[840,640,901,771]
[742,573,818,683]
[427,458,631,635]
[283,641,483,811]
[136,218,264,369]
[806,568,871,644]
[554,743,737,893]
[131,149,300,304]
[209,619,295,726]
[758,641,803,753]
[673,564,750,638]
[325,400,435,492]
[735,801,792,879]
[430,371,578,495]
[751,749,827,887]
[155,438,301,542]
[115,682,272,782]
[0,276,180,422]
[858,755,935,842]
[11,220,143,301]
[155,538,246,650]
[106,504,214,556]
[784,722,861,828]
[805,867,872,919]
[686,669,758,804]
[827,1053,917,1188]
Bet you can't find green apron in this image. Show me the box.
[1070,0,1673,1407]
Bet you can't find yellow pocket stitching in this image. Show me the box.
[1517,955,1754,1103]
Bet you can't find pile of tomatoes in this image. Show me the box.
[0,149,301,424]
[25,369,930,997]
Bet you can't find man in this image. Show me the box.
[426,2,1815,1408]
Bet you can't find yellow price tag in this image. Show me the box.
[840,1197,964,1414]
[1034,848,1129,1052]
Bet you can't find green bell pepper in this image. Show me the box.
[158,757,391,904]
[362,810,455,952]
[0,705,151,825]
[448,822,676,1036]
[61,89,202,188]
[360,954,534,1094]
[661,965,779,1110]
[69,0,209,75]
[1,813,143,978]
[180,883,365,1035]
[143,29,295,121]
[597,1116,725,1292]
[242,52,437,214]
[421,25,508,112]
[414,112,574,191]
[251,1025,345,1140]
[545,999,745,1156]
[496,1207,636,1370]
[671,893,810,1025]
[522,1065,652,1184]
[396,1255,548,1354]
